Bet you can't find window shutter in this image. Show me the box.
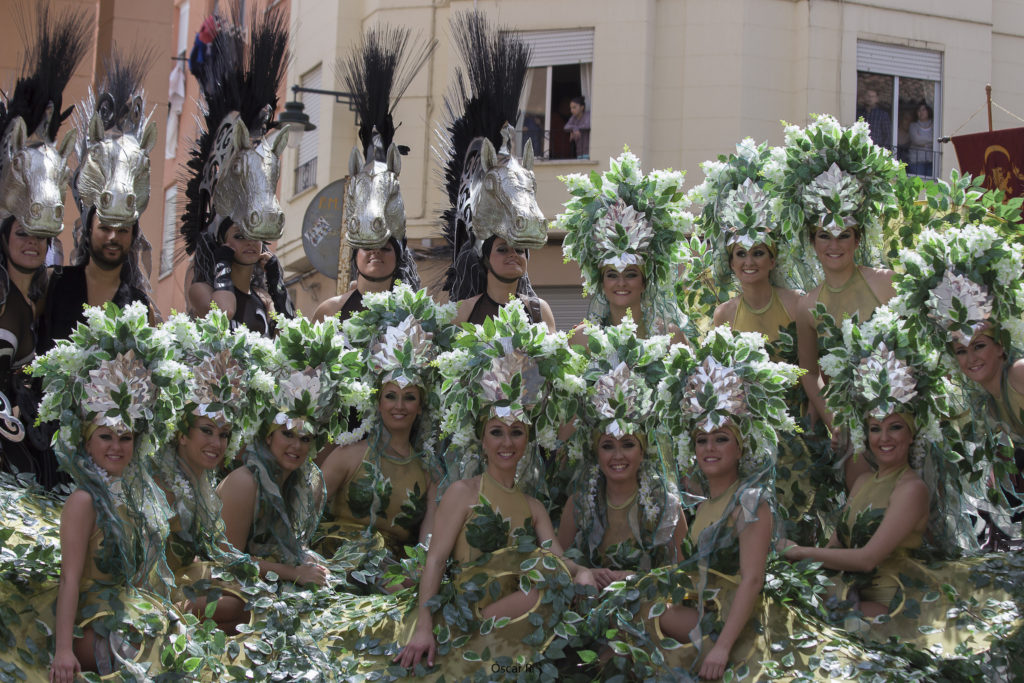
[160,187,177,278]
[516,29,594,67]
[532,285,591,331]
[298,66,321,167]
[857,41,942,81]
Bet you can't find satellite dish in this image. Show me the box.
[301,178,348,278]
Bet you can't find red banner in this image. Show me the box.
[951,127,1024,200]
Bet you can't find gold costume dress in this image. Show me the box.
[831,466,1022,655]
[730,288,819,546]
[315,450,430,563]
[814,267,882,324]
[731,288,792,351]
[990,363,1024,444]
[0,484,181,681]
[322,472,574,681]
[648,480,775,679]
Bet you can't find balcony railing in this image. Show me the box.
[516,127,590,161]
[892,145,942,179]
[295,157,317,195]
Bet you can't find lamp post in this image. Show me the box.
[274,84,357,148]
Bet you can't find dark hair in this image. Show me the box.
[916,102,933,120]
[571,96,585,107]
[0,215,51,303]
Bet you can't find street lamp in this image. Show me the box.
[274,84,357,149]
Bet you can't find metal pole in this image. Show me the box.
[986,84,993,132]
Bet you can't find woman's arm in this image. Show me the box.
[418,478,440,545]
[556,493,578,552]
[795,293,831,429]
[216,467,328,585]
[538,299,557,334]
[670,502,689,564]
[529,498,595,585]
[451,297,479,327]
[785,477,928,573]
[699,500,771,681]
[319,442,365,501]
[52,491,97,683]
[711,299,737,329]
[188,281,236,320]
[1007,358,1024,397]
[395,479,473,669]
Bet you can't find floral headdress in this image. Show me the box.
[656,326,803,479]
[819,306,953,468]
[557,148,693,334]
[893,223,1024,356]
[436,298,586,488]
[765,114,901,286]
[569,318,672,456]
[30,302,177,591]
[160,309,277,460]
[32,302,182,463]
[269,315,371,448]
[688,139,802,291]
[344,282,458,393]
[567,318,681,569]
[342,282,457,478]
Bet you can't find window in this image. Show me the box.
[857,41,942,178]
[294,65,321,195]
[160,187,178,278]
[166,0,189,159]
[515,29,594,160]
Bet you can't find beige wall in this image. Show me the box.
[9,1,1020,318]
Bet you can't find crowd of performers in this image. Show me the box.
[0,4,1023,682]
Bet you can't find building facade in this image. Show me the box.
[4,1,1024,323]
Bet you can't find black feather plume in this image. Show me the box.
[94,46,153,131]
[339,25,436,157]
[0,3,92,143]
[179,0,289,257]
[436,11,531,294]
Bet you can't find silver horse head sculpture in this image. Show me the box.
[75,90,157,228]
[0,105,76,238]
[344,133,405,249]
[460,123,546,256]
[202,106,288,242]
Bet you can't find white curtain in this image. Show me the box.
[517,67,535,155]
[580,62,592,108]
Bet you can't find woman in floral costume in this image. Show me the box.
[389,300,595,677]
[894,223,1024,537]
[18,304,182,681]
[770,116,901,489]
[556,320,687,581]
[317,284,455,580]
[153,310,274,631]
[779,307,1022,658]
[642,327,801,680]
[218,316,363,585]
[558,149,692,347]
[690,139,804,356]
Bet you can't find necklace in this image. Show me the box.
[741,291,774,315]
[825,269,858,294]
[607,489,637,511]
[484,470,516,493]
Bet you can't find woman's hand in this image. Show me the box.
[699,641,730,680]
[775,538,798,559]
[573,567,598,589]
[294,561,329,586]
[395,623,437,669]
[589,567,633,589]
[50,649,80,683]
